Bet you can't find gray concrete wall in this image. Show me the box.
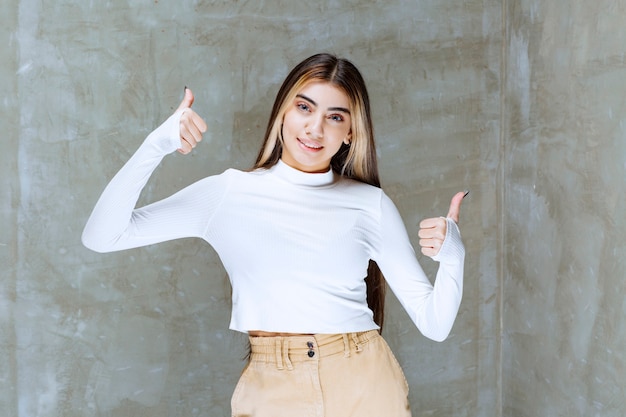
[503,1,626,416]
[3,1,500,416]
[5,0,624,416]
[1,1,20,414]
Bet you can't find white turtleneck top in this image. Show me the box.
[82,110,465,341]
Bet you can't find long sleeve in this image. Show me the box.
[81,110,224,253]
[374,193,465,342]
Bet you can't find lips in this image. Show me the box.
[297,138,323,150]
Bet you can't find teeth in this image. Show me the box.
[299,139,322,149]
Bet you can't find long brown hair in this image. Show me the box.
[253,53,387,331]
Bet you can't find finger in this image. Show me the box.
[180,116,203,145]
[420,244,441,257]
[420,237,443,257]
[419,217,446,230]
[176,87,194,112]
[177,140,192,155]
[190,111,208,133]
[447,191,467,224]
[419,237,443,249]
[179,136,196,153]
[179,136,199,155]
[418,227,446,240]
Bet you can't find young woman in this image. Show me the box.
[82,53,466,417]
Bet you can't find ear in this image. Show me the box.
[344,132,352,145]
[278,124,285,143]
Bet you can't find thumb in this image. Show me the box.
[447,190,467,224]
[176,87,194,112]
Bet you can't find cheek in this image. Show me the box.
[281,110,291,124]
[329,124,351,142]
[328,133,348,154]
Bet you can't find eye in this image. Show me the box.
[296,102,311,112]
[329,114,345,122]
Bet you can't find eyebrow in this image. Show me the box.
[296,94,351,114]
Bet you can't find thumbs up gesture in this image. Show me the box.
[176,87,208,155]
[418,191,466,257]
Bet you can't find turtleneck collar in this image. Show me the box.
[269,159,336,187]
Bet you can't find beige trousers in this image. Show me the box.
[231,330,412,417]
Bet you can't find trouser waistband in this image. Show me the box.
[248,330,380,370]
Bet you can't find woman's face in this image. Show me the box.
[280,81,352,173]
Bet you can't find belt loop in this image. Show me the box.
[342,334,351,357]
[351,332,363,353]
[283,339,293,370]
[275,337,284,370]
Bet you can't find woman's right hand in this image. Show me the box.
[176,88,208,154]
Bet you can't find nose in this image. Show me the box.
[306,115,323,139]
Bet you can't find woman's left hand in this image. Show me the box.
[418,191,466,257]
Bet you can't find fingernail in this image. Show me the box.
[184,86,188,93]
[463,190,470,199]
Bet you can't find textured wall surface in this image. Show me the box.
[1,0,20,414]
[3,1,500,416]
[8,1,626,417]
[6,1,625,416]
[503,0,626,416]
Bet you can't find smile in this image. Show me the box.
[297,138,323,150]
